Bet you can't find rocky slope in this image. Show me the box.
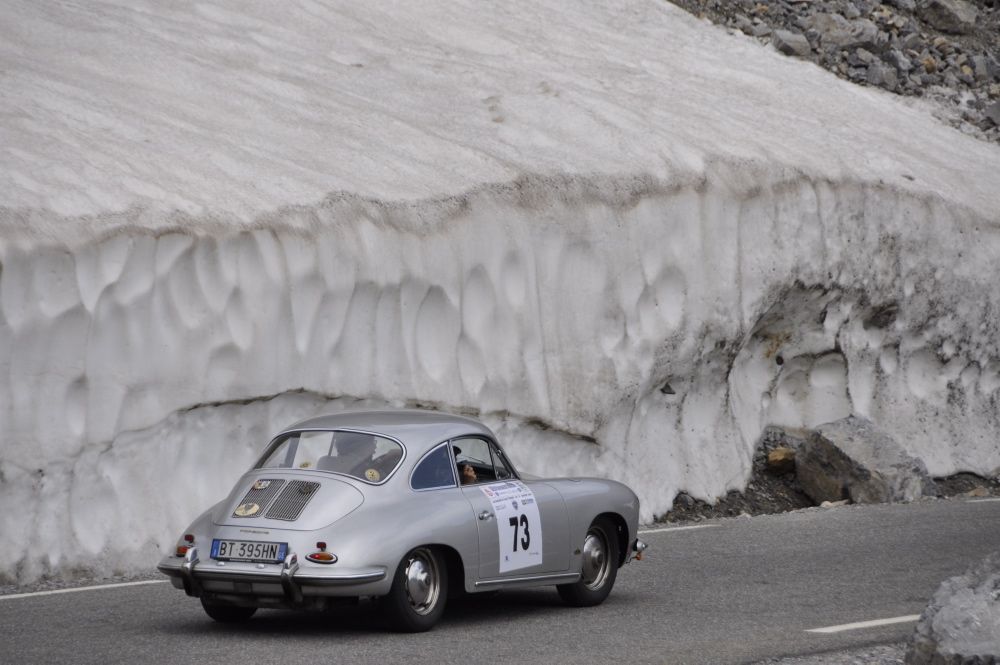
[669,0,1000,141]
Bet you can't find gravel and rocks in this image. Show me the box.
[906,551,1000,664]
[658,424,1000,522]
[658,426,815,522]
[668,0,1000,142]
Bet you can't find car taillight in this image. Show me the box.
[306,551,337,564]
[176,534,195,557]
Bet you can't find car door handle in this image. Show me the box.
[478,510,494,521]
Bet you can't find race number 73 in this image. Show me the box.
[508,514,530,551]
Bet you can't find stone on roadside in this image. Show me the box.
[849,48,876,66]
[971,55,991,81]
[917,0,979,35]
[766,447,797,475]
[888,49,914,73]
[905,552,1000,665]
[795,416,935,504]
[887,0,917,10]
[833,18,880,51]
[804,14,880,51]
[773,29,812,57]
[900,31,924,51]
[735,14,755,36]
[870,61,899,89]
[986,101,1000,127]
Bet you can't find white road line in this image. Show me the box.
[968,497,1000,503]
[639,524,721,534]
[0,580,166,601]
[806,615,921,634]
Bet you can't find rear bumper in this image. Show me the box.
[157,547,389,605]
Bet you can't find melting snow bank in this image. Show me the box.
[2,0,1000,582]
[3,176,1000,582]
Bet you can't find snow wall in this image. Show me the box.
[2,0,1000,583]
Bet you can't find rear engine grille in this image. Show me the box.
[232,479,286,518]
[266,481,320,521]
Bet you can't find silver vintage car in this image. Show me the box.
[158,409,647,631]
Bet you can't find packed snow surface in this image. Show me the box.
[1,0,999,582]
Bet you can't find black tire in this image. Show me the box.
[200,597,257,623]
[557,517,620,607]
[381,546,448,632]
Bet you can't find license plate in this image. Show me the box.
[211,539,288,563]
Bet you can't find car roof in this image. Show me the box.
[276,409,497,456]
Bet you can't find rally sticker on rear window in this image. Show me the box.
[481,481,543,573]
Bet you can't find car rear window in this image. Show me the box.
[257,430,404,484]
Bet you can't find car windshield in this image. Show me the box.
[256,430,404,484]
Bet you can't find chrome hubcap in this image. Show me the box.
[581,529,609,590]
[404,549,439,615]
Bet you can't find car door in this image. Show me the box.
[455,437,569,580]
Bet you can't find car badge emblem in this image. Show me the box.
[512,500,519,510]
[234,502,260,517]
[299,483,317,495]
[253,480,271,490]
[365,469,380,482]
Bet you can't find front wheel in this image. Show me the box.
[557,517,619,607]
[381,546,448,632]
[200,598,257,623]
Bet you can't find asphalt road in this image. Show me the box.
[3,498,999,665]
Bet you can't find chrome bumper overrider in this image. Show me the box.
[627,538,648,563]
[157,547,387,604]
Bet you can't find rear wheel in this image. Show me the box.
[557,517,619,607]
[200,598,257,623]
[381,546,448,632]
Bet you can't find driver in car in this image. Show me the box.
[459,463,477,485]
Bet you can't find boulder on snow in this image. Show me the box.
[795,416,935,504]
[906,551,1000,665]
[918,0,979,35]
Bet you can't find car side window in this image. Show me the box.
[453,437,518,484]
[452,437,499,485]
[410,443,457,490]
[490,442,516,480]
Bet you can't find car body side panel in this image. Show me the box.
[461,480,570,579]
[299,482,480,595]
[544,478,641,565]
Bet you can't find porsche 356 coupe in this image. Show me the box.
[158,409,646,631]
